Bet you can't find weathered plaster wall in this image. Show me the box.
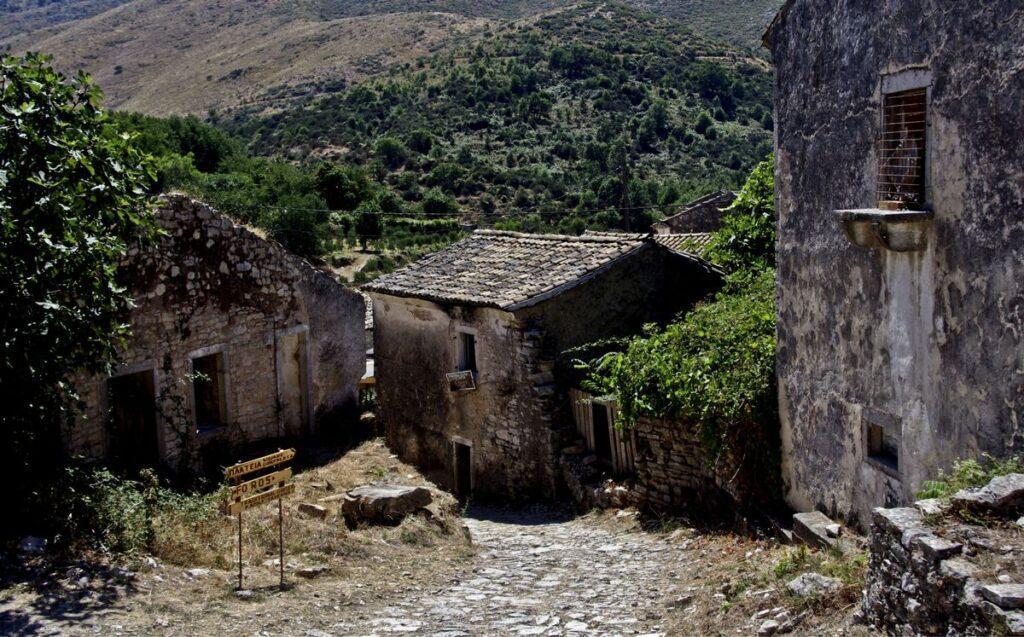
[371,294,560,498]
[69,195,364,470]
[769,1,1024,527]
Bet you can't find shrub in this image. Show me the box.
[581,269,780,503]
[36,465,220,558]
[421,187,460,216]
[916,455,1024,500]
[375,136,409,170]
[407,128,434,154]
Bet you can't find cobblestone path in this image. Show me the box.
[349,507,673,636]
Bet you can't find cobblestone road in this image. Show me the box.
[344,506,673,636]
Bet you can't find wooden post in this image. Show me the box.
[278,495,285,589]
[237,510,243,590]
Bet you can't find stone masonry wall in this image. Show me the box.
[69,195,365,470]
[863,475,1024,635]
[768,1,1024,528]
[371,295,562,499]
[630,417,726,513]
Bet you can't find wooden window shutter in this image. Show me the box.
[877,88,927,210]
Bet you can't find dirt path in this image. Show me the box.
[334,506,675,636]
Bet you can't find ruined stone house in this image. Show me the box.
[766,1,1024,527]
[651,190,735,235]
[364,230,719,499]
[68,195,365,473]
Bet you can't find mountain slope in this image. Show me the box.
[221,3,773,231]
[2,0,782,116]
[1,0,490,116]
[318,0,782,48]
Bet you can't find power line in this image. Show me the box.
[209,199,684,219]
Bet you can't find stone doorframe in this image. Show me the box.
[275,324,315,435]
[101,359,164,460]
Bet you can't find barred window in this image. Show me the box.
[877,87,927,210]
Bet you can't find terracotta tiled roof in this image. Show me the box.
[654,233,715,257]
[362,230,648,310]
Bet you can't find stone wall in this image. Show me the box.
[370,294,563,499]
[630,417,727,513]
[517,244,720,355]
[651,191,735,235]
[767,1,1024,527]
[69,195,365,471]
[862,476,1024,635]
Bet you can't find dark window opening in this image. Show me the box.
[878,87,927,210]
[591,402,613,463]
[192,352,226,432]
[107,370,159,472]
[867,422,899,472]
[458,332,477,373]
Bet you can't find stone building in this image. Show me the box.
[364,230,719,499]
[651,191,735,235]
[766,2,1024,527]
[68,195,365,473]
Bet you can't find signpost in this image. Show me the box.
[225,449,295,590]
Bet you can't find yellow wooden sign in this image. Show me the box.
[228,483,295,515]
[229,468,292,501]
[225,449,295,480]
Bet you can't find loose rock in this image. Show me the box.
[786,573,841,597]
[298,503,328,519]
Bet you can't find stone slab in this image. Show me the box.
[981,584,1024,610]
[793,511,839,549]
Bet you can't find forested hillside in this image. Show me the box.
[223,3,773,233]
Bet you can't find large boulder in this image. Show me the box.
[341,484,433,527]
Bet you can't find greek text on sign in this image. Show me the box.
[225,449,295,480]
[229,468,292,501]
[228,483,296,515]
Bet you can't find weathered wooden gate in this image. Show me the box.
[568,388,636,476]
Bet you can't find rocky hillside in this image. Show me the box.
[1,0,782,116]
[0,0,491,115]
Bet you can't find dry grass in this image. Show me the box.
[0,439,473,635]
[2,0,492,116]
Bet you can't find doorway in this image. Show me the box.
[453,440,472,499]
[277,327,311,436]
[591,401,612,463]
[107,368,159,472]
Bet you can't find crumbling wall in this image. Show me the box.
[652,191,735,234]
[69,195,364,470]
[518,244,718,354]
[630,417,727,513]
[371,294,561,499]
[863,477,1024,634]
[768,1,1024,527]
